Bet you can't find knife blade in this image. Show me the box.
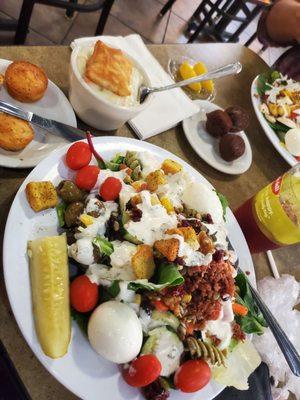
[0,100,87,141]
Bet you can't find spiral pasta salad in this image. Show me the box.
[27,140,265,399]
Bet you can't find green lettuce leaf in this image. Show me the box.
[235,273,267,335]
[257,72,272,96]
[106,153,125,171]
[128,263,184,292]
[92,236,114,256]
[71,308,90,336]
[216,191,229,220]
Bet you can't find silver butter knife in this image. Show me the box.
[0,100,86,141]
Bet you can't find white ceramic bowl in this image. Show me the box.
[69,44,153,131]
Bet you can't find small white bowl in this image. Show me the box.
[69,44,152,131]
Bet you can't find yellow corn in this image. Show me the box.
[80,214,94,226]
[160,197,174,214]
[183,294,192,303]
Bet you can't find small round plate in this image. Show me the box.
[182,100,252,175]
[167,56,216,101]
[0,59,77,169]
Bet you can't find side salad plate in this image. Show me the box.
[4,137,261,400]
[0,59,77,168]
[251,72,300,167]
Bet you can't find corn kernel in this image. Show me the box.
[183,294,192,303]
[160,197,174,214]
[80,214,94,226]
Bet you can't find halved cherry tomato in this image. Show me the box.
[153,300,169,312]
[66,142,92,170]
[70,275,98,313]
[123,354,161,387]
[75,165,100,191]
[99,177,122,201]
[174,359,211,393]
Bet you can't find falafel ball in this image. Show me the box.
[219,133,245,161]
[225,106,249,132]
[206,110,233,137]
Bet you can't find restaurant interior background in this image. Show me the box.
[0,0,284,66]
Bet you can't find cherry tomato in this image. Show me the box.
[66,142,92,170]
[123,354,161,387]
[70,275,98,313]
[153,300,169,312]
[99,177,122,201]
[174,359,211,393]
[75,165,100,191]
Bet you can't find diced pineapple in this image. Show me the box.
[179,62,202,92]
[161,159,182,175]
[80,214,94,226]
[146,170,167,192]
[160,196,174,214]
[151,194,161,205]
[268,103,278,117]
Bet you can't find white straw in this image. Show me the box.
[266,250,280,279]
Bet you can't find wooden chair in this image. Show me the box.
[14,0,115,44]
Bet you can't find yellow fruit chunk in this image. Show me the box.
[193,62,208,75]
[160,196,174,214]
[28,234,70,359]
[161,159,182,175]
[193,62,214,94]
[80,214,94,226]
[179,61,201,92]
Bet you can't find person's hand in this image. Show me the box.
[266,0,300,44]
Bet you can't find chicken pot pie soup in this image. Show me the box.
[77,40,144,108]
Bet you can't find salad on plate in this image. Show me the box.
[256,71,300,159]
[25,139,265,399]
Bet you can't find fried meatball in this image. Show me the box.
[225,106,249,132]
[206,110,233,137]
[5,61,48,102]
[219,134,245,161]
[0,113,34,151]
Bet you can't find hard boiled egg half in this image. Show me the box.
[285,128,300,156]
[88,301,143,363]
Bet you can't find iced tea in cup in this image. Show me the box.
[234,164,300,253]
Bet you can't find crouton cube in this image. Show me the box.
[161,159,182,175]
[160,196,174,214]
[146,170,166,192]
[131,180,148,192]
[198,231,215,254]
[131,244,155,279]
[131,194,142,206]
[165,228,183,236]
[154,239,179,262]
[26,181,58,212]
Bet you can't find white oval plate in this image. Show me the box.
[0,59,77,169]
[182,100,252,175]
[3,137,255,400]
[251,75,296,167]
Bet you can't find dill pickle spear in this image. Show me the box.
[28,234,71,358]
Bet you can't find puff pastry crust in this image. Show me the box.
[85,40,133,97]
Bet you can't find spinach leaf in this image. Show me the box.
[270,70,281,82]
[216,191,229,221]
[128,263,184,292]
[99,280,120,301]
[93,236,114,256]
[266,119,290,134]
[71,308,90,336]
[56,202,67,227]
[257,73,272,96]
[235,273,267,335]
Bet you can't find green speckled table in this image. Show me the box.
[0,44,299,400]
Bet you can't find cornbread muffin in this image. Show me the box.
[5,61,48,102]
[0,113,34,151]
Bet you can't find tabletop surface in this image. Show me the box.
[0,44,299,400]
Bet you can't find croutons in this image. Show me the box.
[131,244,155,279]
[145,170,166,192]
[26,181,58,212]
[131,180,148,192]
[161,159,182,175]
[198,231,215,254]
[154,238,179,262]
[160,196,174,214]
